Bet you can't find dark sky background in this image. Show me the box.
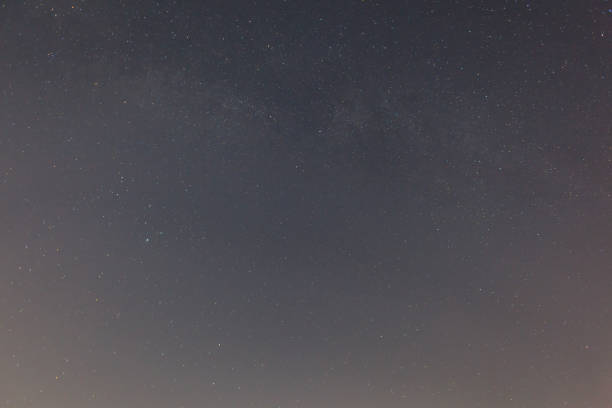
[1,0,611,407]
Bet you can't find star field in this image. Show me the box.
[1,1,611,407]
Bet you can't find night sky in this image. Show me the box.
[1,0,611,407]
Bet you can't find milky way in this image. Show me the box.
[1,1,611,407]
